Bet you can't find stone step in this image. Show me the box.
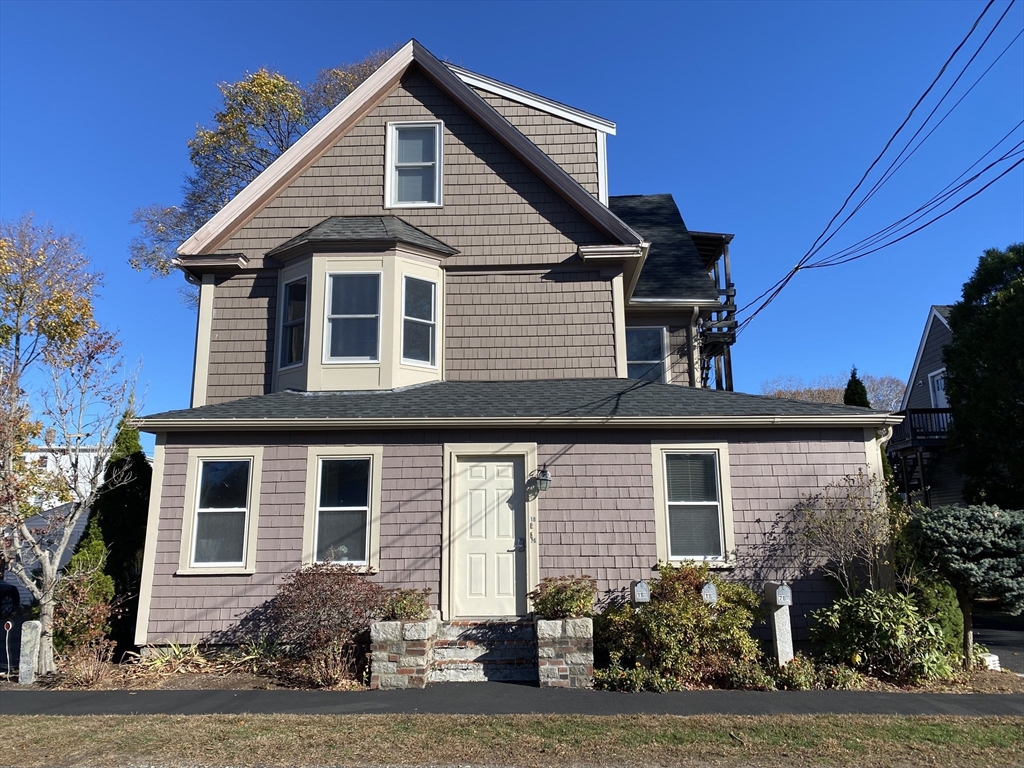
[428,658,539,683]
[433,639,536,662]
[436,620,535,643]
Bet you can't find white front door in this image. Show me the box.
[452,457,527,618]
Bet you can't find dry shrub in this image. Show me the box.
[270,563,388,687]
[528,575,596,618]
[58,639,116,688]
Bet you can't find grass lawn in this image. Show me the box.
[2,714,1022,767]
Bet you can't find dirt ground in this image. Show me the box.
[1,664,1021,693]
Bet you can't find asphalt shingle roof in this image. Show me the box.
[266,216,459,257]
[934,305,952,321]
[608,194,720,301]
[141,379,886,425]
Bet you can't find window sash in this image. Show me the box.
[314,457,371,564]
[280,277,307,368]
[626,327,666,382]
[663,451,724,560]
[326,273,381,362]
[192,459,251,567]
[388,122,442,207]
[402,276,436,365]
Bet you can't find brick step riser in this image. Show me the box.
[433,643,536,662]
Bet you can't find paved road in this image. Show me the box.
[975,613,1024,674]
[2,686,1022,717]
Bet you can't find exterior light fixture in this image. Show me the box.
[536,468,551,493]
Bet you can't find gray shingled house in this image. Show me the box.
[888,305,963,507]
[135,41,899,677]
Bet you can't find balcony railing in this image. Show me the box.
[889,408,952,451]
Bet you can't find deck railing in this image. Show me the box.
[889,408,952,449]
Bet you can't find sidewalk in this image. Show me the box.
[3,685,1022,717]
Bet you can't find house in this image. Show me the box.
[133,41,898,676]
[887,305,963,507]
[1,446,101,607]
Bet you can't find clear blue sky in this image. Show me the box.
[2,0,1022,453]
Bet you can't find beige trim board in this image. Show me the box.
[441,442,539,621]
[134,435,166,646]
[611,273,627,378]
[650,440,736,566]
[176,446,264,576]
[176,40,642,258]
[191,274,215,407]
[138,413,906,433]
[301,445,383,572]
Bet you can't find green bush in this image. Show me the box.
[53,521,116,654]
[527,575,596,618]
[810,590,955,684]
[382,588,432,621]
[773,654,819,691]
[593,563,763,691]
[912,576,963,655]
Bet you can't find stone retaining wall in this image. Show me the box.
[535,617,594,688]
[369,617,438,690]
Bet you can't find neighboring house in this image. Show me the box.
[134,41,898,665]
[888,305,963,507]
[1,446,101,606]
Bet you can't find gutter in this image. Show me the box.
[136,413,904,433]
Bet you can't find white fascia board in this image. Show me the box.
[137,413,904,433]
[898,305,952,411]
[629,297,722,307]
[597,131,609,205]
[448,64,616,135]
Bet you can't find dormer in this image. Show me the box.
[266,216,457,392]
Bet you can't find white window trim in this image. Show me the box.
[400,274,438,368]
[928,368,948,408]
[302,446,383,573]
[177,446,263,575]
[278,275,308,371]
[323,271,382,364]
[626,326,668,383]
[650,441,735,565]
[384,120,444,208]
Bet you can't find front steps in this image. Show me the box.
[429,619,538,683]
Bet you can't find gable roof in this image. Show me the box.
[177,40,642,259]
[266,216,458,258]
[608,194,720,302]
[138,378,899,431]
[899,305,954,410]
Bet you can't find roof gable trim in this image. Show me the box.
[899,305,953,410]
[177,40,640,258]
[448,64,617,135]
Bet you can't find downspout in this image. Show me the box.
[688,305,701,388]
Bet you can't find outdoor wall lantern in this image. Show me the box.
[536,468,552,493]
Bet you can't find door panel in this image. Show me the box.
[453,457,526,617]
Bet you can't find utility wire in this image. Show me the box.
[734,0,1020,334]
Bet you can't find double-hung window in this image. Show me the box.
[192,459,251,566]
[626,327,666,381]
[315,457,372,564]
[664,452,724,559]
[280,277,307,368]
[326,273,380,362]
[386,121,443,207]
[651,443,734,564]
[402,276,436,366]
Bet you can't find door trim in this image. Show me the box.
[441,443,540,620]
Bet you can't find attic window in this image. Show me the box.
[386,121,443,207]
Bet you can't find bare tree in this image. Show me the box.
[762,371,905,411]
[1,214,134,675]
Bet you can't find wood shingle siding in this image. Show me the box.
[445,269,617,380]
[216,71,609,268]
[474,91,600,197]
[206,272,277,405]
[906,315,952,409]
[143,427,869,644]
